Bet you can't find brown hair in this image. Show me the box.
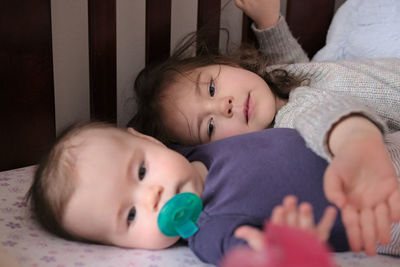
[128,32,308,145]
[25,122,114,242]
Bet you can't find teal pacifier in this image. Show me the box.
[157,192,203,238]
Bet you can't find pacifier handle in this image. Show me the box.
[157,192,203,238]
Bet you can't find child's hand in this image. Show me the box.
[324,116,400,255]
[235,0,280,30]
[234,195,337,250]
[269,196,337,242]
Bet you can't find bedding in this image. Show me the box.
[313,0,400,61]
[1,166,399,266]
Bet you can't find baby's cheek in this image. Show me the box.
[150,234,180,249]
[139,221,180,249]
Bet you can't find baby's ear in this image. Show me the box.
[126,128,164,146]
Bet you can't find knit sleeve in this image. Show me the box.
[251,16,309,65]
[275,87,388,161]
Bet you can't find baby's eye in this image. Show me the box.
[138,164,146,181]
[207,118,214,138]
[127,207,136,225]
[209,79,215,97]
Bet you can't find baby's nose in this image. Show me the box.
[145,185,163,212]
[219,96,233,118]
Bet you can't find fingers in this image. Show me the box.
[271,196,339,243]
[342,206,378,255]
[323,166,346,208]
[271,205,285,225]
[271,195,298,226]
[374,203,391,245]
[234,225,264,251]
[341,205,362,253]
[316,206,337,242]
[388,189,400,222]
[271,196,314,231]
[283,195,298,226]
[342,203,392,255]
[361,209,377,256]
[298,202,314,230]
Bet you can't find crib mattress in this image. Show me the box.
[1,166,399,266]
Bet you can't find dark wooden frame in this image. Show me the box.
[0,0,55,171]
[145,0,172,66]
[88,0,117,122]
[1,0,335,171]
[197,0,221,54]
[286,0,335,57]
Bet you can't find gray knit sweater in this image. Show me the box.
[252,17,400,162]
[253,17,400,256]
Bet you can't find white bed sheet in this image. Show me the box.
[1,166,399,266]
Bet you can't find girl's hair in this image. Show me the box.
[128,31,307,145]
[25,122,114,242]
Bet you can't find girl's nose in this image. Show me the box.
[144,185,163,212]
[218,96,233,118]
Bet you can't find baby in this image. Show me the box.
[27,122,341,265]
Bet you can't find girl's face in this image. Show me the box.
[162,64,280,145]
[62,128,205,249]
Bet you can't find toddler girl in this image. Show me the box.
[129,0,400,256]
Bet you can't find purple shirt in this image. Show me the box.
[176,128,348,265]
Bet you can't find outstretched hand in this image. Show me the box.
[324,134,400,255]
[235,0,280,30]
[234,195,337,251]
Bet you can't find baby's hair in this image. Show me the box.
[128,30,308,145]
[25,122,115,242]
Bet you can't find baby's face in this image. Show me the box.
[162,64,278,145]
[62,128,204,249]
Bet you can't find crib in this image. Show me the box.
[1,0,400,266]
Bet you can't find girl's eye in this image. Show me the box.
[127,207,136,225]
[207,118,214,138]
[138,165,146,181]
[209,79,215,97]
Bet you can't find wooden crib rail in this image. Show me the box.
[0,0,335,171]
[0,0,55,171]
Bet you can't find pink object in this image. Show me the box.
[221,222,335,267]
